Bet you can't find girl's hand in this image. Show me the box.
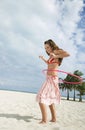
[39,55,47,63]
[50,53,56,58]
[39,55,44,59]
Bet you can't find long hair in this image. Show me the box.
[44,39,63,66]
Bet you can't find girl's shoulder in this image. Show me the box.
[53,49,63,55]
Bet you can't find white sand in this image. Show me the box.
[0,90,85,130]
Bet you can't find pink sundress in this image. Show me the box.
[36,75,61,105]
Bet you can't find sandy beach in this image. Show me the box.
[0,90,85,130]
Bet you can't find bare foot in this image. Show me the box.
[50,119,56,122]
[39,120,47,124]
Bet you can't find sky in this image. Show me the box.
[0,0,85,93]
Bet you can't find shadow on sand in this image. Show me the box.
[0,113,34,122]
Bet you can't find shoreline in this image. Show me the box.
[0,89,85,102]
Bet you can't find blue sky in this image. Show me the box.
[0,0,85,92]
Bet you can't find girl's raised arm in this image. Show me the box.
[39,56,48,64]
[53,49,70,58]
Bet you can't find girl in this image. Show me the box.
[36,39,70,124]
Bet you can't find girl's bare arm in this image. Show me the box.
[53,49,70,58]
[39,56,48,64]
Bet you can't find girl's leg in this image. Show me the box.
[49,103,56,122]
[39,103,47,123]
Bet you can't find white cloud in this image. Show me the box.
[0,0,85,92]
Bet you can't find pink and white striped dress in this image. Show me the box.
[36,75,61,105]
